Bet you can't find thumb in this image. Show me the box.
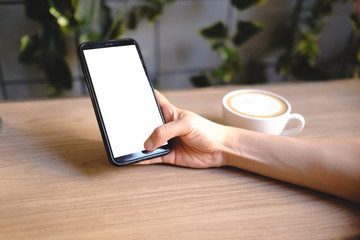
[144,117,191,150]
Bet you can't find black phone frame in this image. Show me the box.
[78,38,172,166]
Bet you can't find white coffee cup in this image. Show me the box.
[222,89,305,135]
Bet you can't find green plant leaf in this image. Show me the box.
[39,24,68,59]
[242,59,267,84]
[48,0,76,27]
[295,33,319,67]
[276,53,292,75]
[212,64,231,83]
[349,12,360,32]
[292,56,326,81]
[19,0,171,96]
[19,23,71,96]
[19,24,67,65]
[304,0,335,34]
[44,57,73,96]
[124,0,173,32]
[231,0,267,11]
[107,16,124,39]
[75,0,112,43]
[200,21,228,40]
[23,0,54,22]
[19,34,40,64]
[111,22,124,39]
[233,20,263,46]
[218,46,241,68]
[308,0,333,20]
[140,0,164,22]
[127,8,139,30]
[190,74,212,87]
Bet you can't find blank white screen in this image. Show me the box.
[84,45,164,158]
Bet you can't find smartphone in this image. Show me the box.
[78,38,172,166]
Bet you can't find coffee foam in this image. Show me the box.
[227,91,288,118]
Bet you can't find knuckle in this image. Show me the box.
[153,125,166,138]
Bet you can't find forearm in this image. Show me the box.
[222,127,360,203]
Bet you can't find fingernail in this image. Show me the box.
[144,138,153,150]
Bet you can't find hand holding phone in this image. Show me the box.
[78,38,172,166]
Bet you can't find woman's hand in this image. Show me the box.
[142,90,229,168]
[141,90,360,203]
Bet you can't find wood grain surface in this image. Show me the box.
[0,79,359,239]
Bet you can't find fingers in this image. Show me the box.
[144,115,191,151]
[136,158,163,165]
[154,90,177,123]
[154,89,172,107]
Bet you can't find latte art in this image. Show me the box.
[227,92,288,118]
[223,89,304,135]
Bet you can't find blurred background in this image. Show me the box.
[0,0,358,100]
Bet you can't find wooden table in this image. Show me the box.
[1,79,359,239]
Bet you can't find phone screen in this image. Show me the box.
[79,39,171,166]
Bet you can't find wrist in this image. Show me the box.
[220,126,247,167]
[220,127,268,170]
